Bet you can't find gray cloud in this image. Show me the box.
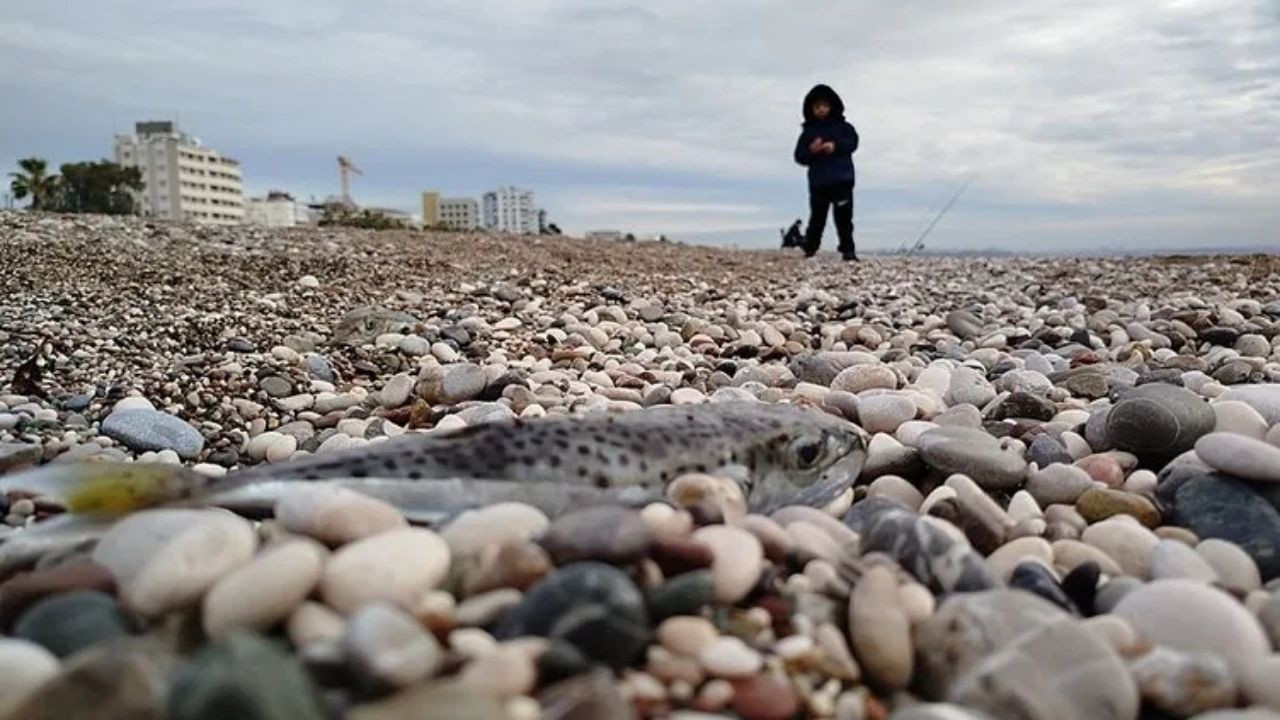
[1,0,1277,251]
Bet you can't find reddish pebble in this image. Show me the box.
[1076,454,1125,488]
[650,536,714,577]
[732,673,798,720]
[0,561,116,630]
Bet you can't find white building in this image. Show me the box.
[245,191,314,228]
[585,230,624,242]
[114,121,245,225]
[439,197,479,230]
[482,186,538,234]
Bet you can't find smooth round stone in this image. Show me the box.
[1166,473,1280,581]
[691,525,763,604]
[13,590,131,658]
[441,364,488,404]
[343,602,442,688]
[113,396,156,412]
[456,588,522,627]
[1080,517,1159,578]
[1149,539,1218,583]
[698,637,762,678]
[0,638,60,718]
[934,403,983,428]
[1236,334,1272,358]
[646,570,717,621]
[857,394,918,434]
[866,475,925,510]
[1075,454,1125,488]
[1076,488,1160,528]
[440,503,550,557]
[259,376,293,398]
[0,561,116,631]
[287,601,345,648]
[1129,646,1237,717]
[457,644,537,698]
[1080,615,1143,657]
[464,538,553,596]
[919,430,1027,491]
[1114,580,1270,675]
[92,509,257,616]
[275,486,407,546]
[539,506,652,566]
[321,528,451,613]
[947,367,996,407]
[1221,385,1280,425]
[100,408,205,459]
[1242,655,1280,709]
[494,563,650,670]
[1008,561,1076,612]
[915,590,1138,720]
[657,616,720,657]
[1052,539,1124,577]
[203,539,327,637]
[168,632,328,720]
[1028,435,1073,468]
[1105,384,1215,458]
[849,565,913,690]
[1212,400,1270,439]
[863,434,922,480]
[832,365,898,394]
[732,672,799,720]
[1196,539,1261,593]
[379,374,414,409]
[1195,432,1280,483]
[1007,491,1043,523]
[1026,463,1096,506]
[986,537,1054,582]
[671,387,707,405]
[1123,469,1158,496]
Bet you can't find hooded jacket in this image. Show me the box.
[794,84,859,189]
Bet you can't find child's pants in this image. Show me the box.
[804,181,855,254]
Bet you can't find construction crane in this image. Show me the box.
[337,156,362,208]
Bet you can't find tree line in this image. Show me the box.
[8,157,143,215]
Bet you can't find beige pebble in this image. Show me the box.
[848,566,912,691]
[898,582,936,624]
[274,486,407,546]
[986,537,1054,582]
[697,637,763,677]
[203,538,327,637]
[658,616,720,657]
[456,644,537,698]
[321,528,451,613]
[438,502,549,557]
[692,525,763,604]
[287,601,345,648]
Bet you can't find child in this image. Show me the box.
[793,84,859,261]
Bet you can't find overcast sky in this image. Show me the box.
[2,1,1278,251]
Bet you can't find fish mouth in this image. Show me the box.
[746,445,868,514]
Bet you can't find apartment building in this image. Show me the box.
[245,191,314,228]
[113,121,245,225]
[482,186,538,234]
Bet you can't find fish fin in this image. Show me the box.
[0,462,209,516]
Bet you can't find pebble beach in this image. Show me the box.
[2,210,1280,720]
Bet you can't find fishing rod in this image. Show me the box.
[901,173,974,256]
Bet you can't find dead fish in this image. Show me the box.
[224,401,869,514]
[0,402,867,570]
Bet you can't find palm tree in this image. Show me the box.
[9,157,60,211]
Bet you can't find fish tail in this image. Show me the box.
[0,462,216,516]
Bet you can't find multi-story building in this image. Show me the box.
[422,191,480,230]
[482,186,538,234]
[440,197,479,230]
[245,191,314,228]
[421,192,441,227]
[113,121,245,225]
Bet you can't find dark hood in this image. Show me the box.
[803,84,846,123]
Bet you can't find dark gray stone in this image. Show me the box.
[645,570,716,621]
[100,409,204,459]
[495,562,650,669]
[13,590,132,658]
[167,632,328,720]
[539,506,652,566]
[1167,473,1280,581]
[1104,383,1214,459]
[859,507,999,594]
[0,442,42,472]
[1009,562,1076,613]
[1028,435,1073,468]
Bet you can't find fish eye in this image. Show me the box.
[790,434,826,468]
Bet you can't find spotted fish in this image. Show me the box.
[0,402,867,569]
[221,401,869,514]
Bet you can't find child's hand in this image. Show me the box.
[822,141,836,154]
[809,137,825,153]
